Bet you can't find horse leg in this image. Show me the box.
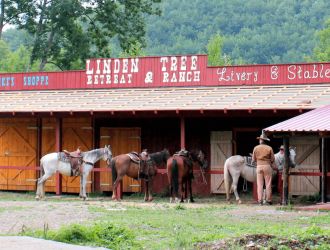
[35,173,51,200]
[169,182,175,203]
[147,179,154,202]
[179,180,185,203]
[224,164,233,204]
[112,180,118,200]
[188,177,194,203]
[231,175,242,204]
[79,175,83,198]
[112,178,122,201]
[144,180,149,202]
[80,173,88,201]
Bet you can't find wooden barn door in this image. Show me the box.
[100,127,141,193]
[41,118,56,193]
[210,131,232,193]
[42,118,93,193]
[62,118,93,193]
[290,136,320,196]
[0,118,37,191]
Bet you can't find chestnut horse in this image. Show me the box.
[110,149,170,201]
[167,149,208,203]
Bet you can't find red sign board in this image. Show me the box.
[0,54,329,91]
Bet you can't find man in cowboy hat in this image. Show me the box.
[252,131,275,205]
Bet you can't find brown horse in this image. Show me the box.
[110,149,170,201]
[167,149,208,203]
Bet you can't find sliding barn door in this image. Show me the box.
[100,127,141,193]
[0,118,37,191]
[210,131,232,193]
[289,136,320,195]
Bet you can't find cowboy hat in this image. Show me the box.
[279,145,284,150]
[256,132,270,141]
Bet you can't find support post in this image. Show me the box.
[282,136,289,205]
[36,118,42,190]
[92,117,101,192]
[180,117,185,149]
[55,117,62,195]
[321,137,327,203]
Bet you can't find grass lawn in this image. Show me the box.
[8,192,329,249]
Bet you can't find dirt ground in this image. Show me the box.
[0,191,325,235]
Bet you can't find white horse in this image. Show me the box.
[223,147,296,204]
[35,145,112,200]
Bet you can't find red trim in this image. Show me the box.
[2,167,329,177]
[0,166,41,170]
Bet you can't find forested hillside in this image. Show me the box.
[145,0,330,64]
[1,0,330,69]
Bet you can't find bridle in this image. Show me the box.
[105,147,112,165]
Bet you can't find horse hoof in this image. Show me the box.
[238,200,242,204]
[148,198,154,202]
[35,196,40,201]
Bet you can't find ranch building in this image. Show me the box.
[0,54,329,200]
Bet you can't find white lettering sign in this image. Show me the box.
[217,68,258,83]
[86,58,139,85]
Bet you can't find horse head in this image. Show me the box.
[275,146,297,170]
[162,148,171,162]
[289,146,297,168]
[104,145,113,165]
[191,149,208,169]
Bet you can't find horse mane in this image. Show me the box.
[149,149,170,166]
[188,149,201,160]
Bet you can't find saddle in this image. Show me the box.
[58,148,83,176]
[127,149,152,180]
[174,149,190,158]
[245,156,256,168]
[174,149,194,178]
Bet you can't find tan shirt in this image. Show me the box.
[252,144,275,167]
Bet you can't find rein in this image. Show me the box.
[83,161,94,166]
[199,164,207,184]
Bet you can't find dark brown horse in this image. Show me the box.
[110,149,170,201]
[167,149,208,203]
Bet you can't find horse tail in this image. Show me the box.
[111,158,117,183]
[171,159,179,193]
[223,159,232,199]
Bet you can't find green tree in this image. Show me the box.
[207,33,231,66]
[313,19,330,62]
[12,0,161,71]
[0,39,57,72]
[0,0,20,39]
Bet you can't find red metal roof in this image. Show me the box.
[264,104,330,133]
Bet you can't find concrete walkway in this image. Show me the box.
[0,236,108,250]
